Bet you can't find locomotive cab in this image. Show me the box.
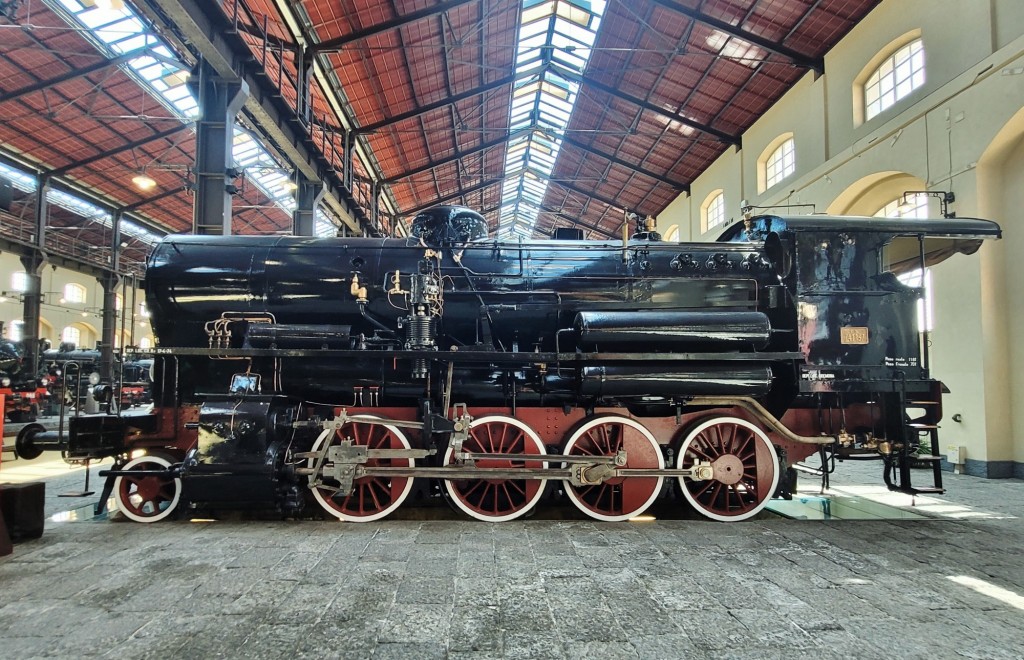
[719,215,1000,393]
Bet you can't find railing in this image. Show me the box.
[0,210,147,277]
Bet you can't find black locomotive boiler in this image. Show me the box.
[16,206,1000,523]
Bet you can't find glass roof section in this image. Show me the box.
[45,0,330,233]
[0,161,162,244]
[499,0,606,238]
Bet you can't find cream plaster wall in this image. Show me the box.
[655,0,1024,472]
[0,252,151,351]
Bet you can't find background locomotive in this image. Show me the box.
[15,206,1000,523]
[1,338,49,423]
[37,346,153,413]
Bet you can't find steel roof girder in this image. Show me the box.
[49,123,192,178]
[554,132,690,191]
[141,0,369,235]
[382,127,533,184]
[398,176,504,216]
[547,175,626,213]
[351,67,539,136]
[121,185,187,213]
[648,0,824,73]
[0,148,172,239]
[310,0,479,53]
[548,63,740,146]
[0,49,150,105]
[538,203,617,239]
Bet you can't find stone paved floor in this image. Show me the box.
[1,455,1023,659]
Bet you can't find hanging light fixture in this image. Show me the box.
[132,171,157,191]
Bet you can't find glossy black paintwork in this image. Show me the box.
[147,236,776,351]
[575,310,771,348]
[146,233,784,403]
[143,212,1001,403]
[720,214,1001,393]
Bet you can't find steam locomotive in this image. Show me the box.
[37,346,153,412]
[1,340,48,423]
[15,206,1000,523]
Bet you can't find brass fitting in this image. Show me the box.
[350,274,368,303]
[388,270,407,295]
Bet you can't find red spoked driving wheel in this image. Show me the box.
[676,416,779,521]
[444,415,547,522]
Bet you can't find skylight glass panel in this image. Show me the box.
[499,0,605,237]
[555,0,596,26]
[0,162,161,244]
[522,1,555,24]
[706,31,764,68]
[514,82,540,97]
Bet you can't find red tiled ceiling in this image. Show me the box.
[0,0,298,250]
[2,0,881,244]
[284,0,518,215]
[531,0,878,232]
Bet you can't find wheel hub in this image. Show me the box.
[712,454,744,485]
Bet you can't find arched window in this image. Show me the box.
[875,193,933,332]
[874,193,928,219]
[701,190,726,234]
[115,293,123,311]
[63,283,87,304]
[139,337,152,350]
[8,320,23,342]
[61,326,81,346]
[861,37,924,122]
[663,224,680,242]
[764,137,795,191]
[856,32,929,126]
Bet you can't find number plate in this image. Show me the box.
[840,326,869,345]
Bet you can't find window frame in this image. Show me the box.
[853,30,925,126]
[764,138,796,191]
[874,193,929,219]
[864,39,924,121]
[63,283,87,304]
[11,271,28,292]
[61,326,81,346]
[701,190,727,234]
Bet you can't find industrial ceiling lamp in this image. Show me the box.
[900,190,955,218]
[132,171,157,191]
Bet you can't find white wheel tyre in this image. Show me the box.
[677,416,779,522]
[113,454,181,523]
[563,416,664,522]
